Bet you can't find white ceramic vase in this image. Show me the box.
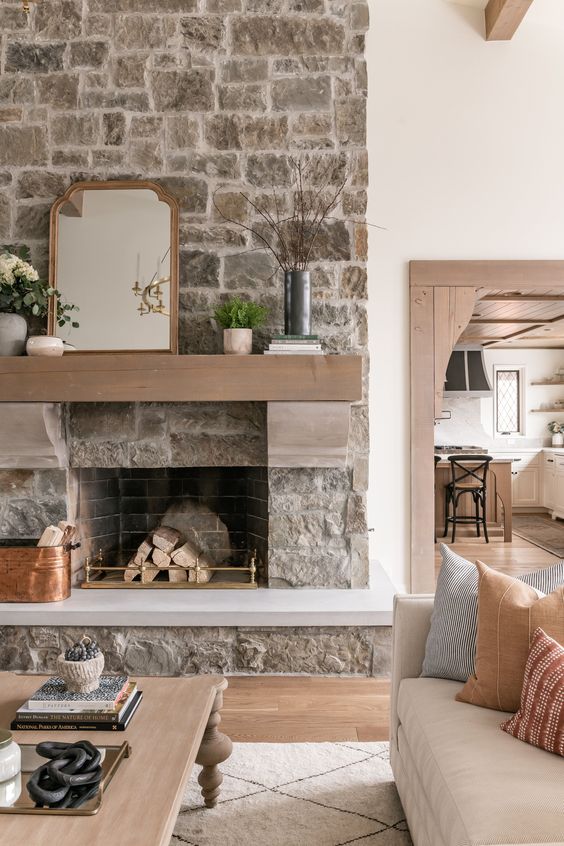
[223,328,252,355]
[552,432,564,447]
[0,313,27,356]
[26,335,64,357]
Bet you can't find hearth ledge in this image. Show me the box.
[0,565,393,627]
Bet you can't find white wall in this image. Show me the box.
[367,0,564,591]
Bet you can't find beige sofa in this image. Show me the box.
[391,595,564,846]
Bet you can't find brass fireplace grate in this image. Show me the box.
[82,549,259,590]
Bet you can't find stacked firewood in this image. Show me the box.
[124,526,216,584]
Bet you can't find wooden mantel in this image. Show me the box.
[0,354,362,403]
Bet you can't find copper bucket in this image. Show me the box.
[0,545,71,603]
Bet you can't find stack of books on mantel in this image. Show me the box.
[11,675,142,732]
[264,335,324,355]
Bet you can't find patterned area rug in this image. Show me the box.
[171,742,412,846]
[513,513,564,558]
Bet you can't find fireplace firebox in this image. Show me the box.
[75,467,268,589]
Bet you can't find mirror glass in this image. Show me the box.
[51,183,177,352]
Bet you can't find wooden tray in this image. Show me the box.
[0,742,130,816]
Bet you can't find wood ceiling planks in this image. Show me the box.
[459,287,564,348]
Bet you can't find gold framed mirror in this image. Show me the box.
[48,180,179,354]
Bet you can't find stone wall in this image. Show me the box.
[0,624,390,677]
[0,0,370,589]
[0,468,67,539]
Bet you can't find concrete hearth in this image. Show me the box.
[0,567,393,676]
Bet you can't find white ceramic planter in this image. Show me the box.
[0,313,27,356]
[26,335,64,357]
[57,652,105,694]
[552,432,564,447]
[223,328,252,355]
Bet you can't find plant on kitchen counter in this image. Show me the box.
[548,421,564,446]
[214,297,269,356]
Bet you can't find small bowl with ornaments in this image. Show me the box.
[57,636,104,694]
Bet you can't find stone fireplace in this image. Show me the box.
[0,0,389,675]
[1,399,368,590]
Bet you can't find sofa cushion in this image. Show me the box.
[457,561,564,712]
[421,544,564,682]
[397,677,564,845]
[501,628,564,757]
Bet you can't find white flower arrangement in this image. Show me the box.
[0,252,39,287]
[548,421,564,434]
[0,244,78,329]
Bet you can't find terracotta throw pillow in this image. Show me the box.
[501,628,564,756]
[456,561,564,712]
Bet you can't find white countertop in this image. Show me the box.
[0,563,395,627]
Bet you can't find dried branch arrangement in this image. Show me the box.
[214,156,348,273]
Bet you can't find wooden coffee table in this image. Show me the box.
[0,672,232,846]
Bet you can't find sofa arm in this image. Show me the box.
[391,594,434,751]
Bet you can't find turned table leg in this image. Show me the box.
[195,685,233,809]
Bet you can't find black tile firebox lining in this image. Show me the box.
[77,467,268,571]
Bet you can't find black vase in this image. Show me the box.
[284,270,312,336]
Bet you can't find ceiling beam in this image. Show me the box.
[481,295,564,302]
[485,0,534,41]
[470,318,549,324]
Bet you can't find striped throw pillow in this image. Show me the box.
[421,545,564,682]
[501,628,564,757]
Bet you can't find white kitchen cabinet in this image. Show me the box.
[501,452,541,508]
[543,453,556,510]
[549,452,564,519]
[512,466,540,507]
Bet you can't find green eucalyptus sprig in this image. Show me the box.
[0,244,79,330]
[214,297,268,330]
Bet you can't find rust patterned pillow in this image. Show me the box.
[501,628,564,757]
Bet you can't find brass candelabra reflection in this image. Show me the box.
[131,250,171,317]
[132,275,171,317]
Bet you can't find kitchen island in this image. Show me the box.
[435,457,513,542]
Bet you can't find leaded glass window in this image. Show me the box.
[496,369,521,435]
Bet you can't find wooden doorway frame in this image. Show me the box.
[410,260,564,593]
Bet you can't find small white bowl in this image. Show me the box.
[26,336,64,357]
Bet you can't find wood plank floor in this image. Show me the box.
[221,676,390,743]
[435,527,559,577]
[220,529,559,744]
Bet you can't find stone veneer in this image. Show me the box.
[0,0,370,587]
[0,1,374,683]
[0,625,391,676]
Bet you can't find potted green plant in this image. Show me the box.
[214,297,268,355]
[548,421,564,447]
[0,245,78,356]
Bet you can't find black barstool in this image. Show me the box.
[443,455,492,543]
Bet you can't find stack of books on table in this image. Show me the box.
[264,335,324,355]
[11,675,142,732]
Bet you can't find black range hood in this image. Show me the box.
[444,345,493,398]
